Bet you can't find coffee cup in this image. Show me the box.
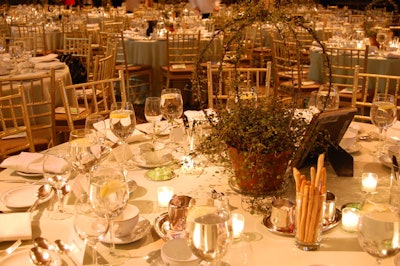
[113,204,140,237]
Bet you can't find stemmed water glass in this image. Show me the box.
[160,88,183,143]
[89,164,129,261]
[144,97,162,143]
[74,193,109,265]
[376,29,388,57]
[69,129,102,182]
[357,193,400,265]
[185,193,232,265]
[85,114,112,159]
[42,149,72,220]
[370,93,397,156]
[109,102,136,144]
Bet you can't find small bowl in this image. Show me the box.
[113,204,140,237]
[161,238,200,266]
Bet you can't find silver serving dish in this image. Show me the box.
[263,208,342,237]
[153,212,171,241]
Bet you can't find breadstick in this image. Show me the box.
[308,187,320,243]
[299,184,309,241]
[315,153,325,187]
[310,166,316,188]
[293,167,301,192]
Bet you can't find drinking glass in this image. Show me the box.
[89,164,129,259]
[357,193,400,265]
[109,102,136,144]
[185,193,232,265]
[74,193,109,265]
[69,129,102,181]
[144,97,162,143]
[85,114,112,159]
[42,149,72,220]
[376,30,388,56]
[370,93,397,156]
[160,88,183,142]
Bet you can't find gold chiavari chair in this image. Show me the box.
[63,36,92,82]
[0,69,57,149]
[0,87,35,162]
[56,70,126,133]
[161,31,201,90]
[352,65,400,122]
[207,61,272,109]
[14,24,49,56]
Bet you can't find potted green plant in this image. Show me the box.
[189,0,333,202]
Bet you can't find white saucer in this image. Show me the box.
[101,216,151,244]
[15,171,43,178]
[1,185,53,209]
[0,249,62,266]
[344,142,362,154]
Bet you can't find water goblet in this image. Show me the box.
[85,114,112,159]
[357,193,400,265]
[74,193,109,266]
[185,192,232,265]
[370,93,397,156]
[42,149,72,220]
[376,30,388,57]
[144,97,162,143]
[160,88,183,144]
[69,129,102,181]
[110,102,136,144]
[89,164,129,261]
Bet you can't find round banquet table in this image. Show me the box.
[0,121,397,266]
[308,49,400,84]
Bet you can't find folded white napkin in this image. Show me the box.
[0,212,32,241]
[29,53,59,64]
[34,61,65,70]
[0,152,68,174]
[384,52,400,59]
[93,119,148,143]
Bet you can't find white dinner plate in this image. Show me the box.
[1,185,53,209]
[133,151,174,169]
[101,216,151,244]
[0,249,62,266]
[15,171,43,178]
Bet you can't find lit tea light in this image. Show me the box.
[231,213,245,238]
[361,173,378,193]
[341,207,360,232]
[157,186,174,208]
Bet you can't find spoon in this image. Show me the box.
[54,239,77,265]
[34,237,53,250]
[27,184,53,212]
[29,246,52,266]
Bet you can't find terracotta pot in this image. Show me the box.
[228,147,290,197]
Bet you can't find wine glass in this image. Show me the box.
[89,164,129,260]
[144,97,162,143]
[185,192,232,265]
[74,193,109,265]
[357,193,400,265]
[160,88,183,143]
[85,114,112,160]
[370,93,397,156]
[109,102,136,144]
[42,149,72,220]
[69,129,102,181]
[376,30,388,56]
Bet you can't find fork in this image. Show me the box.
[0,239,22,256]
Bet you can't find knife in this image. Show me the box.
[392,155,399,181]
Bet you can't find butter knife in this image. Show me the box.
[392,155,399,181]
